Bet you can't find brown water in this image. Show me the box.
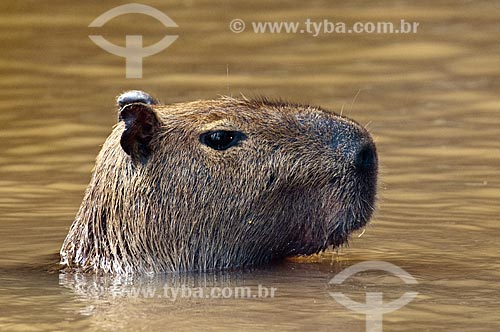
[1,0,499,331]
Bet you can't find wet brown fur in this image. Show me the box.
[60,96,377,274]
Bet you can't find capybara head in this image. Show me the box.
[60,90,378,274]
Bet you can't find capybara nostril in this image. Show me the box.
[354,142,377,171]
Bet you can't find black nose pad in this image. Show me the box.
[355,143,377,171]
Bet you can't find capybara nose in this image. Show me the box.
[354,142,377,172]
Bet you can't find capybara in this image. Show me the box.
[60,90,378,274]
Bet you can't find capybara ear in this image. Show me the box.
[118,103,160,164]
[117,90,158,108]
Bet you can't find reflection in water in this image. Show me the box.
[55,262,378,332]
[0,0,499,331]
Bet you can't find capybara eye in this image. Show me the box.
[199,130,245,150]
